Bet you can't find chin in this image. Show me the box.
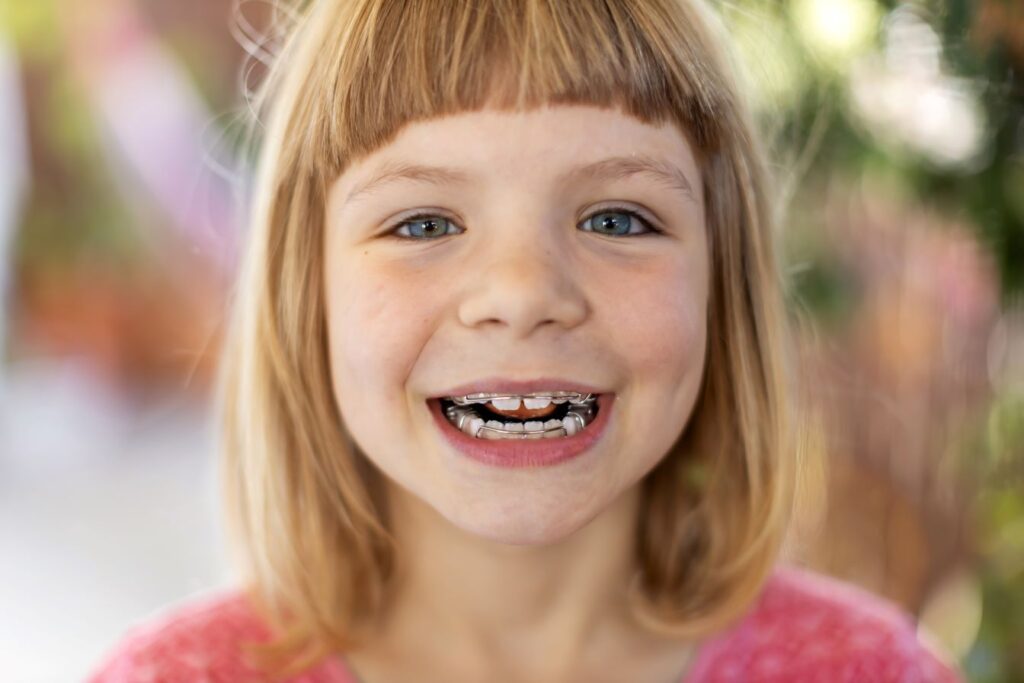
[438,495,601,547]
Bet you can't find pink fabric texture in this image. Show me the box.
[89,567,962,682]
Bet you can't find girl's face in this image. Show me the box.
[324,105,708,544]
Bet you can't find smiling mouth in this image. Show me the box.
[438,391,599,439]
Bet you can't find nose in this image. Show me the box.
[456,225,589,339]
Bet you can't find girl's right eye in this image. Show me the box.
[390,213,463,240]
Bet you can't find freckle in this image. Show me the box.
[363,250,369,256]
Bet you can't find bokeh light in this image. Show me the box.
[792,0,881,64]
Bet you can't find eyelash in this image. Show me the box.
[387,206,663,240]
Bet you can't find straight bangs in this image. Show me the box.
[278,0,732,180]
[223,0,796,677]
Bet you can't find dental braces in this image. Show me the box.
[449,392,595,406]
[444,403,594,438]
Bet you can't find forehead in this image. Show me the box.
[331,105,703,204]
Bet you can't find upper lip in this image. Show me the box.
[430,377,610,399]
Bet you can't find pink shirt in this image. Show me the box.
[89,567,962,682]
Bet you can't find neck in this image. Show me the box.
[373,483,644,678]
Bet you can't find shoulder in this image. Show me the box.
[690,566,963,683]
[87,589,344,683]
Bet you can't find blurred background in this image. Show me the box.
[0,0,1021,680]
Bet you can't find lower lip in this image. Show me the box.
[428,394,615,468]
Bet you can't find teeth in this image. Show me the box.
[489,397,521,411]
[563,412,584,436]
[461,416,484,437]
[443,400,598,440]
[481,419,505,440]
[523,397,552,410]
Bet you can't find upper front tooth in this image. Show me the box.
[523,397,552,410]
[489,397,521,410]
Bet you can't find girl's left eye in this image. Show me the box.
[578,208,659,237]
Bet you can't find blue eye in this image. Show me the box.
[579,208,657,237]
[392,214,462,239]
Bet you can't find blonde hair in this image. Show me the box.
[220,0,797,675]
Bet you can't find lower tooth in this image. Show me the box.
[542,419,563,439]
[461,416,484,437]
[449,406,593,440]
[483,420,505,439]
[562,414,580,436]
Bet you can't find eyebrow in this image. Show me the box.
[342,154,697,206]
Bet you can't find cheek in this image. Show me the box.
[597,255,708,379]
[593,251,708,470]
[325,260,438,401]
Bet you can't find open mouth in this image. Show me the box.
[438,391,599,440]
[427,390,614,468]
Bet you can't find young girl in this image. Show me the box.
[91,0,963,681]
